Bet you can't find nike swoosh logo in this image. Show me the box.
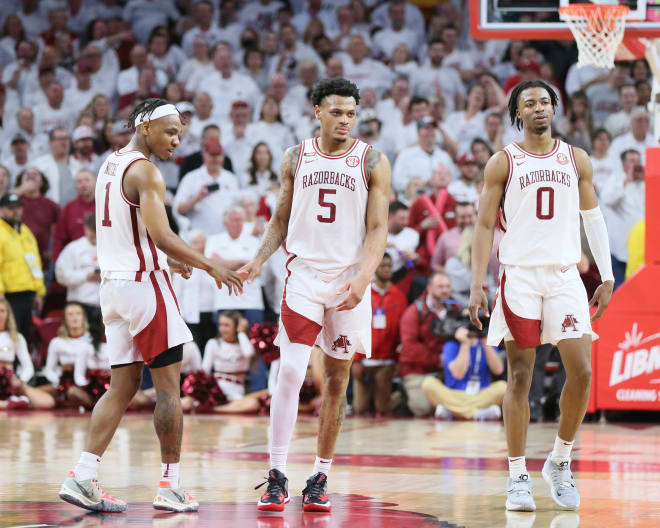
[74,481,94,499]
[516,161,526,166]
[169,489,187,502]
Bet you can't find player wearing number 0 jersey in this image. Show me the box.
[241,78,391,513]
[59,99,243,515]
[469,81,615,513]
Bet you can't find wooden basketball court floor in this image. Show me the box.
[1,412,659,528]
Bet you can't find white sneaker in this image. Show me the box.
[434,404,452,420]
[153,481,199,512]
[474,404,502,421]
[506,474,536,512]
[542,454,580,510]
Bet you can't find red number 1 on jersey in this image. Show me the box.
[102,182,112,227]
[317,188,336,223]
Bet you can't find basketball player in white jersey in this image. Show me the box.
[469,80,614,512]
[240,78,391,512]
[59,99,243,513]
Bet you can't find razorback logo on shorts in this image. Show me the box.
[561,314,579,332]
[557,152,569,165]
[332,335,352,354]
[346,155,360,168]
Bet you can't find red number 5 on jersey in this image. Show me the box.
[317,188,336,223]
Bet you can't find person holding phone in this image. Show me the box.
[174,139,240,235]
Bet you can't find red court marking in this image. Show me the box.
[204,450,660,474]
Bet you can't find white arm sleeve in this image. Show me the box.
[581,206,615,283]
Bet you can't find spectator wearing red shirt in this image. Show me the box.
[398,271,459,417]
[352,254,407,416]
[13,167,60,270]
[408,164,457,274]
[52,168,95,262]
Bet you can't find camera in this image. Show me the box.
[431,310,489,340]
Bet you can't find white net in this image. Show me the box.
[560,5,629,69]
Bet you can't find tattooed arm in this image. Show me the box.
[336,148,392,311]
[239,144,299,282]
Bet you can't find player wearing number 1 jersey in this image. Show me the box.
[469,80,615,512]
[59,99,243,514]
[240,78,391,513]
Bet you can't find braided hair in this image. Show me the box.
[127,98,174,129]
[508,80,558,130]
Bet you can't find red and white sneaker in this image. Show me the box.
[301,472,331,512]
[59,471,127,512]
[256,469,290,512]
[153,481,199,512]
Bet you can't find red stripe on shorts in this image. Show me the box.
[134,272,169,364]
[500,271,541,348]
[280,255,322,346]
[163,270,181,313]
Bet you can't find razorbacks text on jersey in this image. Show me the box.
[95,149,168,281]
[284,137,371,279]
[498,140,581,267]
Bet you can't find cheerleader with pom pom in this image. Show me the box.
[68,341,111,410]
[0,298,55,410]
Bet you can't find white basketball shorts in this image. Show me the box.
[100,270,193,367]
[279,256,372,360]
[487,263,598,348]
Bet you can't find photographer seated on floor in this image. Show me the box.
[422,314,507,421]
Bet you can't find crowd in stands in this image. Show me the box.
[0,0,648,420]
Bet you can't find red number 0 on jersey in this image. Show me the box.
[317,188,336,223]
[102,182,112,227]
[536,186,554,220]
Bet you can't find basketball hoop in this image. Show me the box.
[560,3,630,69]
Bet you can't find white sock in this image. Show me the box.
[74,451,101,481]
[508,456,528,480]
[270,445,289,476]
[313,456,332,476]
[269,327,313,477]
[551,436,574,462]
[161,462,180,488]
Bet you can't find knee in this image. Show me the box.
[569,365,592,388]
[509,364,532,392]
[324,370,349,397]
[277,363,306,391]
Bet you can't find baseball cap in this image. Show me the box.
[417,116,436,131]
[11,133,28,145]
[0,193,21,207]
[231,99,249,109]
[359,108,380,124]
[72,125,95,142]
[458,152,478,165]
[176,101,195,114]
[111,121,129,135]
[203,139,223,155]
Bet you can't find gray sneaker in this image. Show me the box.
[153,482,199,512]
[542,454,580,510]
[59,471,127,512]
[506,474,536,511]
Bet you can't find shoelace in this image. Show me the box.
[303,478,326,499]
[551,462,575,491]
[255,476,285,497]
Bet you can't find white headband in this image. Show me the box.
[134,103,179,126]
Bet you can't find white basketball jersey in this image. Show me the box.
[96,149,168,281]
[498,140,581,267]
[285,137,371,279]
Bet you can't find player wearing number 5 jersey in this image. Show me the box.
[240,78,391,513]
[469,80,615,513]
[59,99,243,514]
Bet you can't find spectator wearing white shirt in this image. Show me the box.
[206,207,265,325]
[443,84,488,156]
[116,44,167,98]
[600,149,646,289]
[123,0,179,47]
[77,43,118,100]
[223,99,255,179]
[371,0,425,35]
[34,81,75,136]
[62,60,97,119]
[147,26,186,82]
[238,0,284,32]
[23,47,74,105]
[3,40,38,96]
[55,215,100,317]
[246,95,295,171]
[610,107,654,164]
[181,0,221,57]
[586,62,629,127]
[386,201,420,280]
[564,63,610,97]
[280,59,319,127]
[292,0,336,37]
[186,92,219,150]
[3,133,31,184]
[202,311,255,402]
[384,96,431,155]
[269,23,323,86]
[0,15,25,69]
[243,47,270,93]
[447,153,481,205]
[33,127,82,205]
[411,39,464,114]
[376,75,410,129]
[373,0,422,61]
[590,128,619,196]
[341,33,394,96]
[605,84,640,139]
[391,43,418,78]
[175,139,239,235]
[243,142,279,194]
[217,0,244,51]
[70,126,100,174]
[17,1,47,41]
[187,42,261,124]
[392,116,456,195]
[178,37,213,88]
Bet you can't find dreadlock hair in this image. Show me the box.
[127,98,174,129]
[508,80,558,130]
[310,77,360,107]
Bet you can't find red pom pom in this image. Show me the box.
[0,367,15,400]
[249,321,280,365]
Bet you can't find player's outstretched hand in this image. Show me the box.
[589,280,614,322]
[168,258,192,279]
[238,259,263,284]
[468,286,490,330]
[336,275,369,312]
[209,264,244,296]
